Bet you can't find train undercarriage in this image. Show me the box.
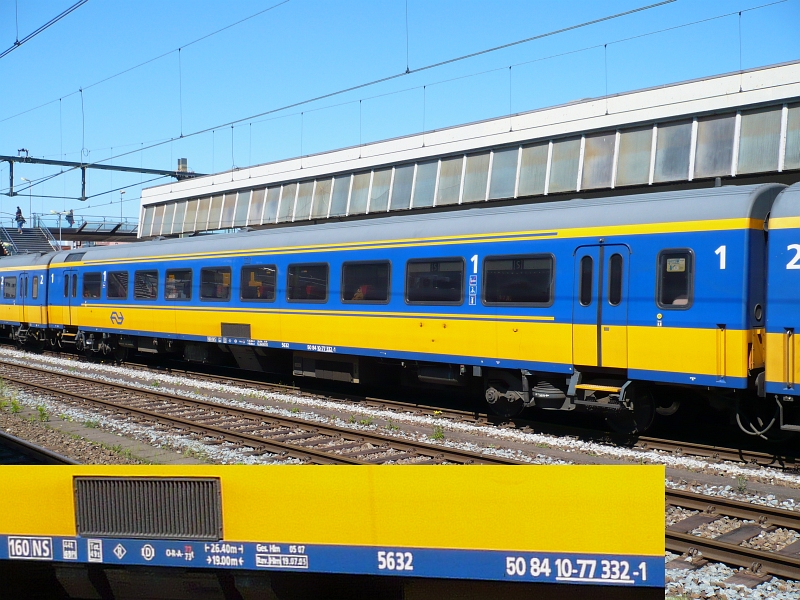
[2,323,797,440]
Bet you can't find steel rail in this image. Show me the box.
[0,367,360,465]
[0,360,520,466]
[666,531,800,581]
[666,489,800,580]
[666,488,800,530]
[24,350,800,469]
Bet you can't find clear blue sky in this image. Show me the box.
[0,0,797,222]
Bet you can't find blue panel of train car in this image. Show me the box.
[0,252,52,343]
[765,183,800,406]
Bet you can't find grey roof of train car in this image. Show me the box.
[0,252,57,268]
[769,182,800,218]
[50,183,785,264]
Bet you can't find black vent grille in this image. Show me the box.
[221,323,250,338]
[74,477,222,540]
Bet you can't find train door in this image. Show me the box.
[62,269,77,326]
[19,272,29,323]
[572,244,630,369]
[17,272,27,324]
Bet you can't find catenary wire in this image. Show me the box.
[0,0,89,60]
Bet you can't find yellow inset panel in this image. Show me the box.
[601,325,628,369]
[0,466,664,556]
[766,331,800,386]
[572,323,597,366]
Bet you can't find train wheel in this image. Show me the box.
[605,386,655,435]
[484,371,526,418]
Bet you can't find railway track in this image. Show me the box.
[4,354,800,583]
[0,429,78,465]
[10,349,798,471]
[0,359,520,466]
[666,488,800,583]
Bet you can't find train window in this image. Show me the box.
[83,273,102,299]
[3,277,16,299]
[287,264,328,302]
[65,252,85,262]
[201,267,231,301]
[406,259,464,305]
[342,262,390,304]
[241,266,276,301]
[134,271,159,300]
[64,274,69,297]
[165,269,192,301]
[579,256,593,307]
[72,274,77,298]
[19,277,24,298]
[608,254,623,306]
[32,276,38,300]
[107,271,128,300]
[483,255,554,306]
[657,250,693,309]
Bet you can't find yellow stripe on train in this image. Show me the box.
[53,305,761,379]
[0,465,664,555]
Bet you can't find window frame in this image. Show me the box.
[82,271,103,300]
[32,275,39,300]
[579,256,593,307]
[481,253,555,308]
[3,276,16,300]
[656,248,694,310]
[240,264,278,303]
[165,268,193,301]
[133,270,160,301]
[200,267,232,302]
[286,263,329,304]
[608,253,624,307]
[404,257,466,306]
[106,271,129,300]
[340,260,392,305]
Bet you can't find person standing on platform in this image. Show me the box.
[66,209,74,227]
[15,207,25,233]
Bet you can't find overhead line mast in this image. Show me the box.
[2,155,202,201]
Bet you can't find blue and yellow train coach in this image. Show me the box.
[0,182,796,435]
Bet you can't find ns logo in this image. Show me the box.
[110,311,125,325]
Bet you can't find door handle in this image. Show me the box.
[786,329,795,389]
